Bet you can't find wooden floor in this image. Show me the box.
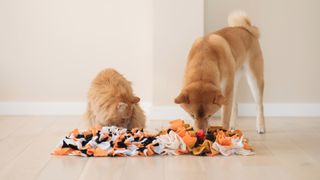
[0,116,320,180]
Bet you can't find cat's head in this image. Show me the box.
[103,96,140,128]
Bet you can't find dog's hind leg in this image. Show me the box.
[245,52,266,134]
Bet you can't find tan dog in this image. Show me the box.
[175,11,265,133]
[84,68,146,129]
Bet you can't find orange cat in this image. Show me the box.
[84,68,146,129]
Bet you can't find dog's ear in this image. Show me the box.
[213,91,226,105]
[130,96,140,104]
[174,93,189,104]
[117,102,128,112]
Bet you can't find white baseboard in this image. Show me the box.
[238,103,320,117]
[0,102,86,116]
[0,102,320,119]
[0,102,153,116]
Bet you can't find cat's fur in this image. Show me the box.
[84,68,146,129]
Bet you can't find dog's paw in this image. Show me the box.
[256,127,265,134]
[256,116,266,134]
[229,121,235,130]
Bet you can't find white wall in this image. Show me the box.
[0,0,153,102]
[0,0,203,117]
[153,0,204,105]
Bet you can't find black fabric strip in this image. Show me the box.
[85,134,93,141]
[205,133,216,142]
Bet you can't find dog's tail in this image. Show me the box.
[228,11,260,38]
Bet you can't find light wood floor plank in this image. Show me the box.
[36,157,88,180]
[164,156,205,180]
[0,116,83,180]
[0,116,30,140]
[35,117,87,180]
[0,117,55,171]
[120,157,164,180]
[78,158,126,180]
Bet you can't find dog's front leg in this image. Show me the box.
[221,100,233,129]
[221,79,234,130]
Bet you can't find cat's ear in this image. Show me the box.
[117,102,128,112]
[130,96,140,104]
